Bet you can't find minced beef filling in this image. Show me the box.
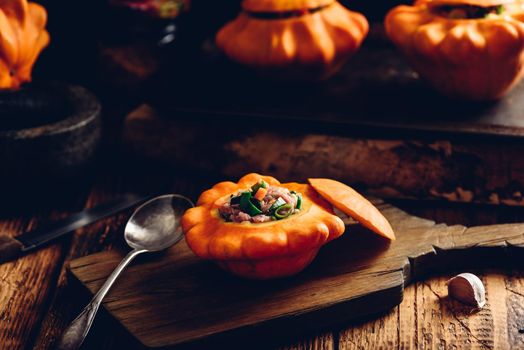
[219,181,302,223]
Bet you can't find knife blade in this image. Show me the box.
[0,193,149,264]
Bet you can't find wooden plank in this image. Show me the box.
[505,271,524,348]
[338,272,524,350]
[0,214,68,350]
[123,105,524,207]
[280,333,334,350]
[337,199,524,350]
[338,307,399,349]
[69,201,524,348]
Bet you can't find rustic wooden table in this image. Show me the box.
[1,154,524,350]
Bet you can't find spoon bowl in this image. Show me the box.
[125,194,194,251]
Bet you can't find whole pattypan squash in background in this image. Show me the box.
[385,0,524,100]
[181,173,345,279]
[216,0,368,80]
[0,0,50,90]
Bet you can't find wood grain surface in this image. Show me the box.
[69,198,524,349]
[123,104,524,207]
[2,168,524,349]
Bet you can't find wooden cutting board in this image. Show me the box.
[69,201,524,348]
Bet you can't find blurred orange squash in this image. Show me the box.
[385,0,524,100]
[216,0,368,80]
[181,173,345,279]
[0,0,50,90]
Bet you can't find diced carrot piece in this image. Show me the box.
[308,178,396,240]
[254,187,268,201]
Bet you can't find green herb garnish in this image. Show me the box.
[290,191,302,210]
[251,181,268,194]
[230,195,241,206]
[274,204,293,219]
[269,197,287,213]
[239,192,262,216]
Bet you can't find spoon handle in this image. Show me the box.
[56,249,147,350]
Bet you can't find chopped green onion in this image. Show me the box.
[275,204,293,219]
[251,181,268,194]
[230,195,241,205]
[240,192,262,216]
[252,197,262,209]
[290,191,302,210]
[495,5,504,15]
[269,197,287,212]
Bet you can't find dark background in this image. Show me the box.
[0,0,411,211]
[32,0,409,91]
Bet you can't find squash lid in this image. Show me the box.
[308,178,396,240]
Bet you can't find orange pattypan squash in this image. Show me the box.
[385,0,524,100]
[216,0,368,80]
[181,173,345,279]
[0,0,50,90]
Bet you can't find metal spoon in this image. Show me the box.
[56,194,194,350]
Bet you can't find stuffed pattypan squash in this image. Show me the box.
[181,173,345,279]
[385,0,524,100]
[0,0,50,89]
[216,0,368,80]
